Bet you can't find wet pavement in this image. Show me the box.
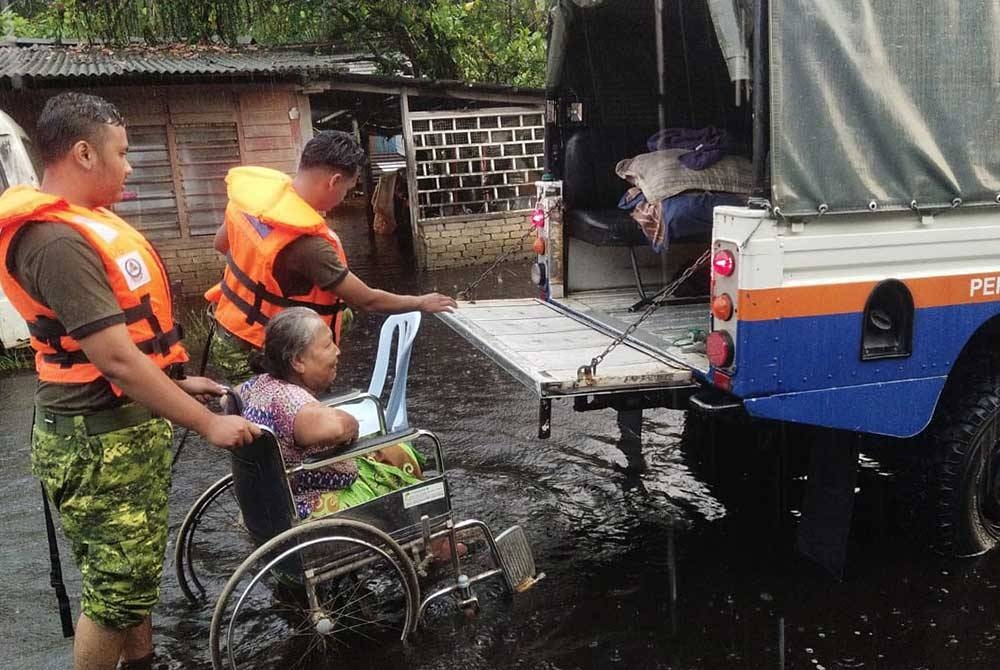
[3,203,1000,669]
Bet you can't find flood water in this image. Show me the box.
[3,203,1000,669]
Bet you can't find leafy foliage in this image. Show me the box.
[2,0,549,86]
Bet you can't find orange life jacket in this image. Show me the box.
[0,185,188,390]
[204,166,348,349]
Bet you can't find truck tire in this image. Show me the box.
[922,354,1000,556]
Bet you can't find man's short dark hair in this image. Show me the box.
[35,92,125,166]
[298,130,366,175]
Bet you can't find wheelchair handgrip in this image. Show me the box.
[299,428,421,469]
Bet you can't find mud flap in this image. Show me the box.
[795,430,860,580]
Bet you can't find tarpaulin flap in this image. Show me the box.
[708,0,751,82]
[769,1,1000,217]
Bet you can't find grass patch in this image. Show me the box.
[176,304,253,384]
[0,346,32,375]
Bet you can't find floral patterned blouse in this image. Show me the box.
[237,374,358,517]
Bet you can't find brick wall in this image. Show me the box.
[418,211,536,270]
[157,237,225,297]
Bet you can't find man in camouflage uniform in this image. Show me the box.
[31,416,174,632]
[0,93,260,670]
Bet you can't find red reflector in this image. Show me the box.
[711,369,732,391]
[711,293,734,321]
[712,250,735,277]
[530,208,546,227]
[706,331,734,368]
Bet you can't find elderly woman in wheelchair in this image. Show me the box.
[235,307,430,521]
[175,308,541,670]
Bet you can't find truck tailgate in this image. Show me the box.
[437,299,693,398]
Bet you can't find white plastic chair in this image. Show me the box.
[368,311,422,431]
[338,312,422,436]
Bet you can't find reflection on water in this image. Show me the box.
[4,204,1000,669]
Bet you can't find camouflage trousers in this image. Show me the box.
[31,412,173,630]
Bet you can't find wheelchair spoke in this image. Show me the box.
[289,635,326,670]
[213,520,418,669]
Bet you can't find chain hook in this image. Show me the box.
[575,249,712,385]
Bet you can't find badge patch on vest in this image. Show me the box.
[116,251,151,291]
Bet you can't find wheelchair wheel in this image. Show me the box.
[175,474,256,605]
[210,518,420,670]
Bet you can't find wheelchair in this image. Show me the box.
[175,388,542,669]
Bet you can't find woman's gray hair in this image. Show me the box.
[261,307,329,380]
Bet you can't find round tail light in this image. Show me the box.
[712,293,734,321]
[706,331,734,368]
[712,250,735,277]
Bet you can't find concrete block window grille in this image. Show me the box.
[409,107,544,220]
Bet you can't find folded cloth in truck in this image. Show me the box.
[646,126,745,170]
[618,187,746,253]
[616,148,752,204]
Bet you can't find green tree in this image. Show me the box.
[2,0,549,87]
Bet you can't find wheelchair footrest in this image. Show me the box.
[494,525,543,592]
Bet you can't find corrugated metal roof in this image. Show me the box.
[0,41,379,79]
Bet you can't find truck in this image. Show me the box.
[438,0,1000,573]
[0,108,40,350]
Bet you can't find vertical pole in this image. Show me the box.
[654,0,670,284]
[400,89,424,267]
[667,518,677,636]
[361,130,376,244]
[616,408,643,442]
[538,399,552,439]
[750,0,770,203]
[778,616,785,669]
[654,0,667,132]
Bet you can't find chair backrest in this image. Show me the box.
[222,388,295,544]
[562,126,654,210]
[367,312,421,432]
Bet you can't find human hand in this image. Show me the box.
[177,376,226,403]
[417,292,458,313]
[203,416,261,450]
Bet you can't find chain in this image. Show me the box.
[456,224,538,303]
[577,249,712,383]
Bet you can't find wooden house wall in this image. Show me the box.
[0,83,311,297]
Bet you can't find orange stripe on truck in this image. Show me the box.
[737,272,1000,321]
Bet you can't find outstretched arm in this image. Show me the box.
[332,271,457,314]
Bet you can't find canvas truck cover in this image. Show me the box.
[770,1,1000,217]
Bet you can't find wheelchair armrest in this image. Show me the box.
[317,389,367,405]
[296,428,421,471]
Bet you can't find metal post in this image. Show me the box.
[778,616,785,669]
[667,518,677,636]
[654,0,667,131]
[361,130,376,245]
[617,408,643,442]
[400,89,424,267]
[750,0,770,204]
[538,399,552,439]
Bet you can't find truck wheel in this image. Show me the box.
[923,356,1000,556]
